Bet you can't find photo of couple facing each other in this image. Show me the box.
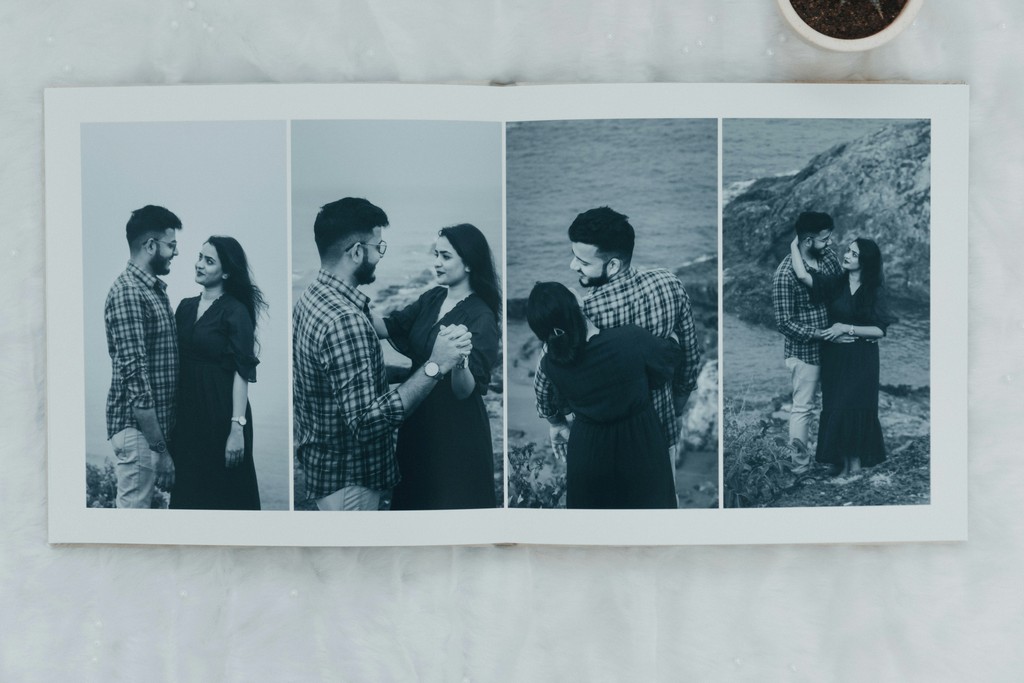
[773,211,895,478]
[526,207,703,510]
[292,197,501,512]
[104,205,266,510]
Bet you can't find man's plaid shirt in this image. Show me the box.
[771,249,843,365]
[104,261,178,440]
[292,269,404,498]
[534,266,702,447]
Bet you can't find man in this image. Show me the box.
[292,197,470,511]
[535,206,702,474]
[771,210,844,473]
[104,205,181,508]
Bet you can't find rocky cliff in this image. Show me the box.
[724,120,931,325]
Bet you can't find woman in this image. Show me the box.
[790,236,894,476]
[373,224,500,510]
[526,282,680,509]
[171,236,266,509]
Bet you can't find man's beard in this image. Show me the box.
[807,244,824,260]
[578,262,610,289]
[354,253,377,285]
[151,253,172,276]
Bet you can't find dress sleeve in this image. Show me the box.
[383,289,429,358]
[223,300,259,382]
[639,327,683,389]
[869,288,898,335]
[463,303,499,396]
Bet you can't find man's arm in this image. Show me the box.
[325,316,469,443]
[671,284,701,413]
[772,264,821,342]
[533,358,567,423]
[106,287,174,487]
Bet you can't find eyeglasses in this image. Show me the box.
[149,238,178,251]
[812,232,834,245]
[346,240,387,256]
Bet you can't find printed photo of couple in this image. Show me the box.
[289,120,504,512]
[505,118,721,510]
[722,118,932,508]
[82,121,290,510]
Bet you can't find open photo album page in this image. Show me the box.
[44,83,968,546]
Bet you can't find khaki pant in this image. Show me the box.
[785,356,820,467]
[316,485,389,511]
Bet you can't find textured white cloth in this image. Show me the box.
[2,1,1021,680]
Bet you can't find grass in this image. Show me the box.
[722,397,930,508]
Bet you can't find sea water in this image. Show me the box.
[506,118,719,299]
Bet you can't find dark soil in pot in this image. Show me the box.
[789,0,908,40]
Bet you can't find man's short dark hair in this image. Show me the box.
[126,205,181,249]
[314,197,389,258]
[567,206,635,264]
[794,211,834,239]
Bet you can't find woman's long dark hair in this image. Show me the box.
[438,224,502,321]
[526,282,587,365]
[850,237,887,320]
[206,235,268,336]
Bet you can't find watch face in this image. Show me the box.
[424,362,440,378]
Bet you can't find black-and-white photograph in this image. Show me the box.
[81,121,290,511]
[505,118,720,510]
[721,118,931,508]
[290,119,504,511]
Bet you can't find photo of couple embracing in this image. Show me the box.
[723,118,932,508]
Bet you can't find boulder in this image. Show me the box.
[724,120,931,324]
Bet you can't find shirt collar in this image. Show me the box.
[584,265,638,299]
[126,261,167,292]
[316,268,370,313]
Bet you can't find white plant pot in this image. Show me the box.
[776,0,924,52]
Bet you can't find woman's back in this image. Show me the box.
[542,325,679,424]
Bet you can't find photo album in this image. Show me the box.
[44,82,968,546]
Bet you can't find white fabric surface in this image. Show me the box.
[1,1,1021,680]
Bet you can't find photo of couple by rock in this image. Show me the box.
[290,121,504,511]
[722,119,931,508]
[82,122,291,510]
[506,119,720,510]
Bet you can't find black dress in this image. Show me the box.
[384,287,499,510]
[170,295,261,510]
[540,325,680,509]
[812,275,893,469]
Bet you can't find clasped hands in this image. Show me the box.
[431,323,473,372]
[820,322,855,343]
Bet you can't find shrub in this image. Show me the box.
[85,459,170,509]
[507,442,566,508]
[722,415,797,508]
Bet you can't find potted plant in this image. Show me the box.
[776,0,924,52]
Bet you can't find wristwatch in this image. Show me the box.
[151,440,167,454]
[423,361,442,380]
[231,416,247,426]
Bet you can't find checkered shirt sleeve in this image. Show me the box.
[293,271,403,498]
[534,354,568,421]
[104,263,178,440]
[772,250,843,365]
